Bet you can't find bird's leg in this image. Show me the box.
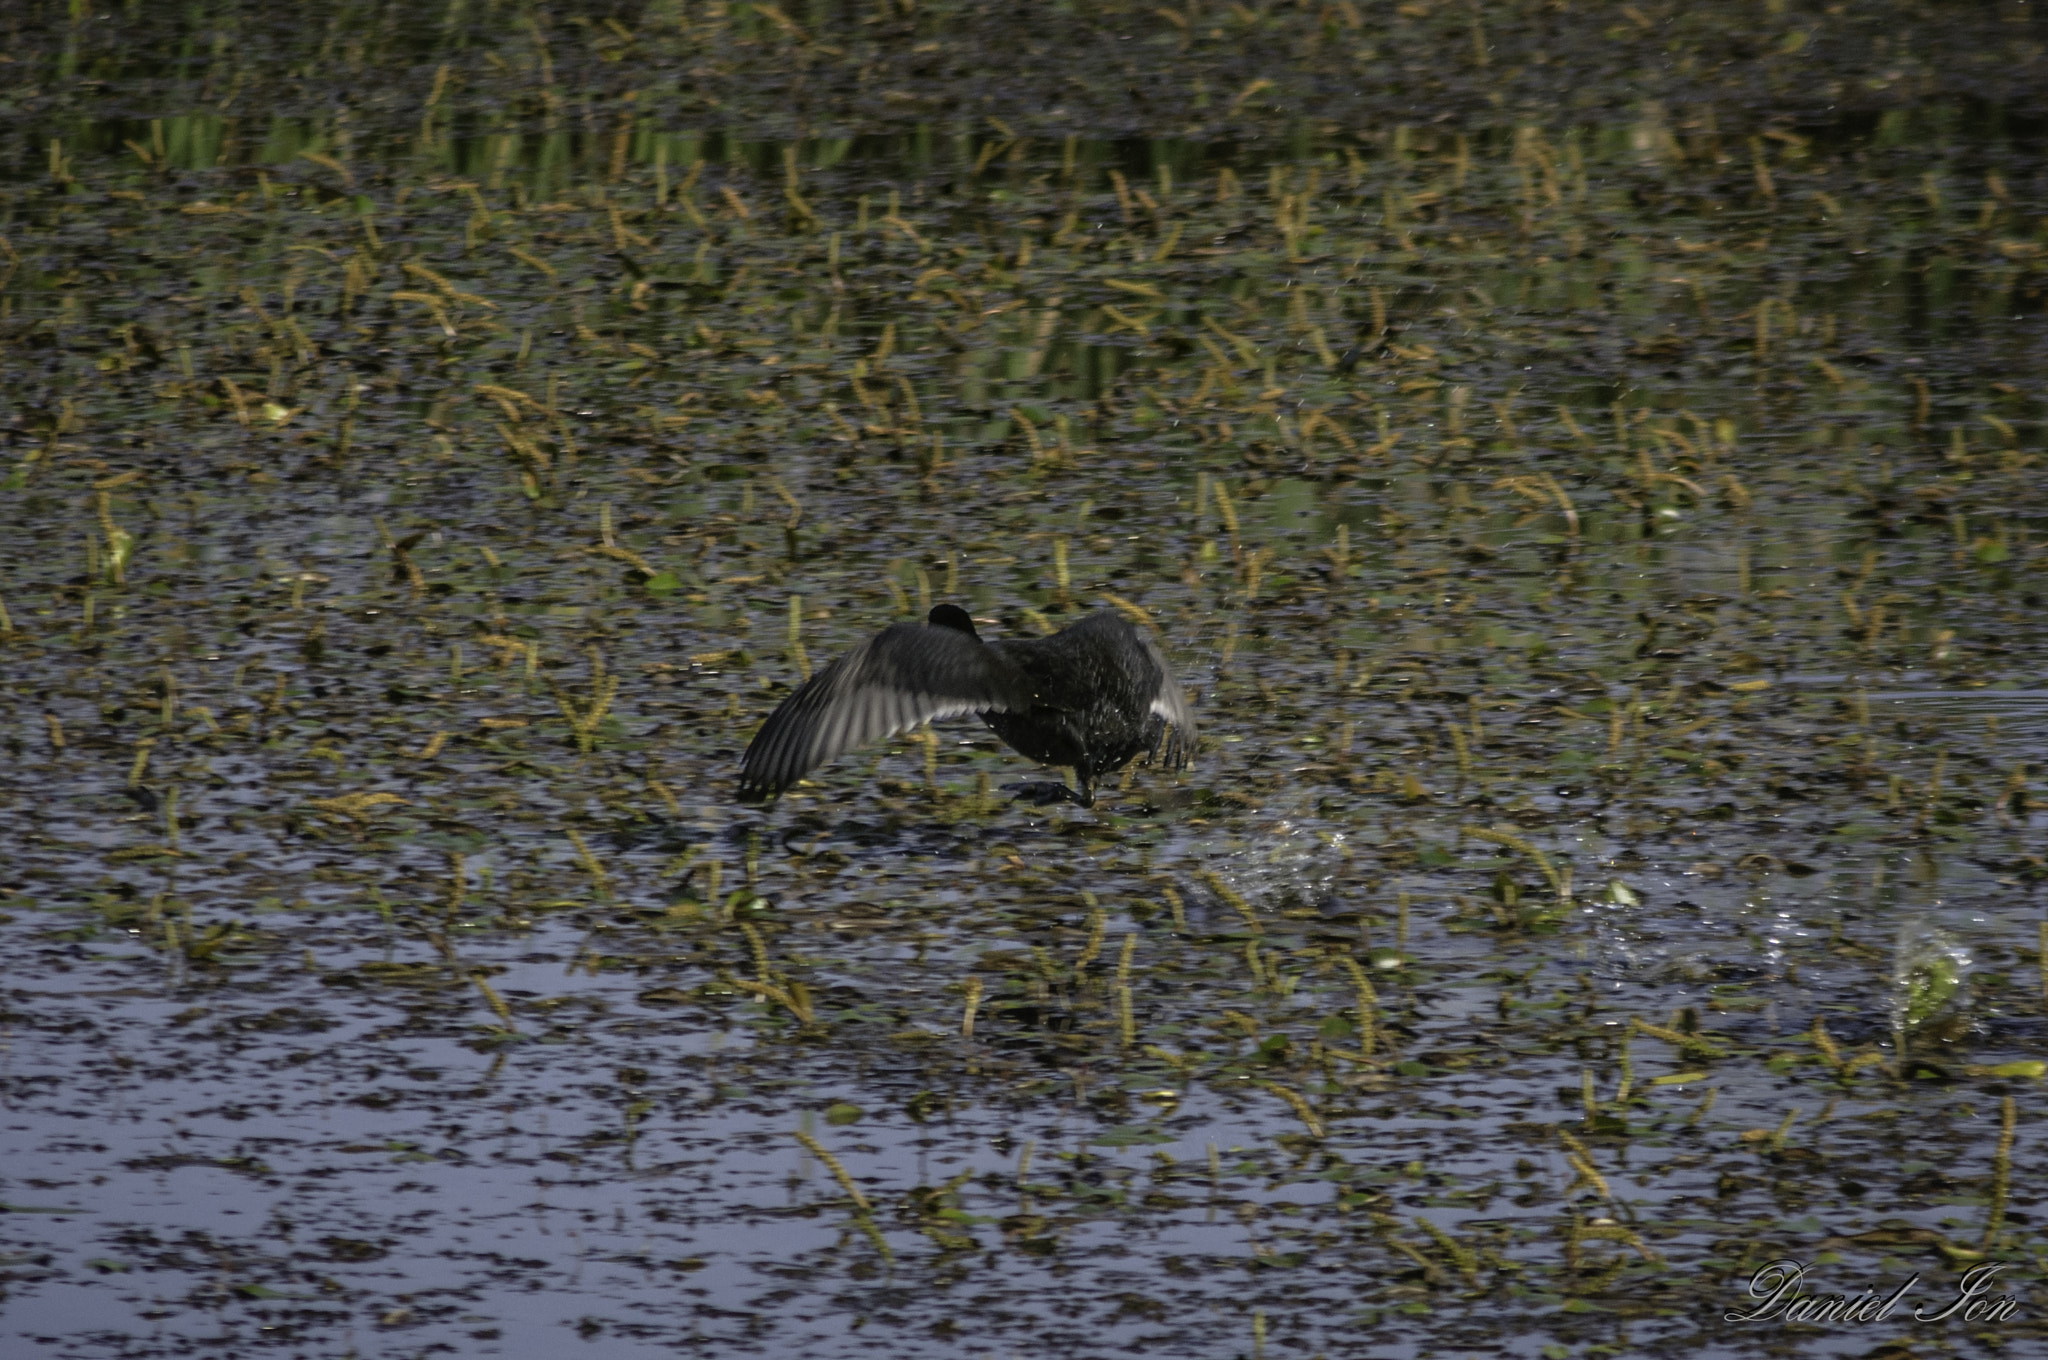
[1001,780,1086,807]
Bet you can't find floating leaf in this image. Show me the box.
[1089,1125,1174,1147]
[1970,1061,2046,1079]
[306,791,409,821]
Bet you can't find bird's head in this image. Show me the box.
[927,603,979,638]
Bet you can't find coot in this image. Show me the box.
[738,605,1196,807]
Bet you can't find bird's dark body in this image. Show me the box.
[737,606,1195,807]
[979,614,1174,791]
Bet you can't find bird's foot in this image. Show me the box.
[1002,780,1090,808]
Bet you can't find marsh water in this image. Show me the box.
[3,3,2048,1356]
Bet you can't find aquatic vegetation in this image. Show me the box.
[1,2,2046,1356]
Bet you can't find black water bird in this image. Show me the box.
[738,605,1196,807]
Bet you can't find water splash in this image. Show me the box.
[1890,915,1974,1044]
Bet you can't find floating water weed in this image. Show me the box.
[1196,869,1261,933]
[732,976,815,1026]
[564,829,610,892]
[1254,1080,1323,1139]
[793,1129,870,1212]
[1339,956,1380,1057]
[1985,1095,2018,1250]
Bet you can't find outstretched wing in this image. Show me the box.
[738,623,1033,800]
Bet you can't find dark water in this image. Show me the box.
[3,2,2048,1356]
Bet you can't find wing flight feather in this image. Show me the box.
[1136,629,1198,771]
[739,623,1033,799]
